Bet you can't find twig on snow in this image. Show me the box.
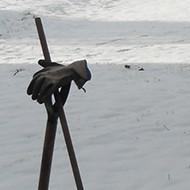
[163,125,170,131]
[13,68,25,76]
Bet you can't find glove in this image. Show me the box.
[27,59,91,104]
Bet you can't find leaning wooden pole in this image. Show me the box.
[35,17,84,190]
[35,17,57,190]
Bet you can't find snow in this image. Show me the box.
[1,0,190,189]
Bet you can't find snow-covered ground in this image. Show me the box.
[1,0,190,189]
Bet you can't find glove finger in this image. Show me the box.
[37,83,55,104]
[38,60,62,67]
[27,74,40,95]
[31,77,46,100]
[33,67,50,77]
[60,83,71,106]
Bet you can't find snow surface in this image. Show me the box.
[1,0,190,189]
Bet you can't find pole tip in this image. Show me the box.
[35,17,41,21]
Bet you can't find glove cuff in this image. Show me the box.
[70,60,91,89]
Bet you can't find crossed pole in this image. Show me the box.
[35,17,84,190]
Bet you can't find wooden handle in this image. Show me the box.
[35,17,51,62]
[35,17,84,190]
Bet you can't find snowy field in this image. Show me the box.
[1,0,190,189]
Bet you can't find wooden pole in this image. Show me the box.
[35,17,57,190]
[35,17,84,190]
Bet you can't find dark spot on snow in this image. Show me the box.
[117,49,131,52]
[125,65,131,69]
[138,68,144,71]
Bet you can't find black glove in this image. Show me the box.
[27,59,91,104]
